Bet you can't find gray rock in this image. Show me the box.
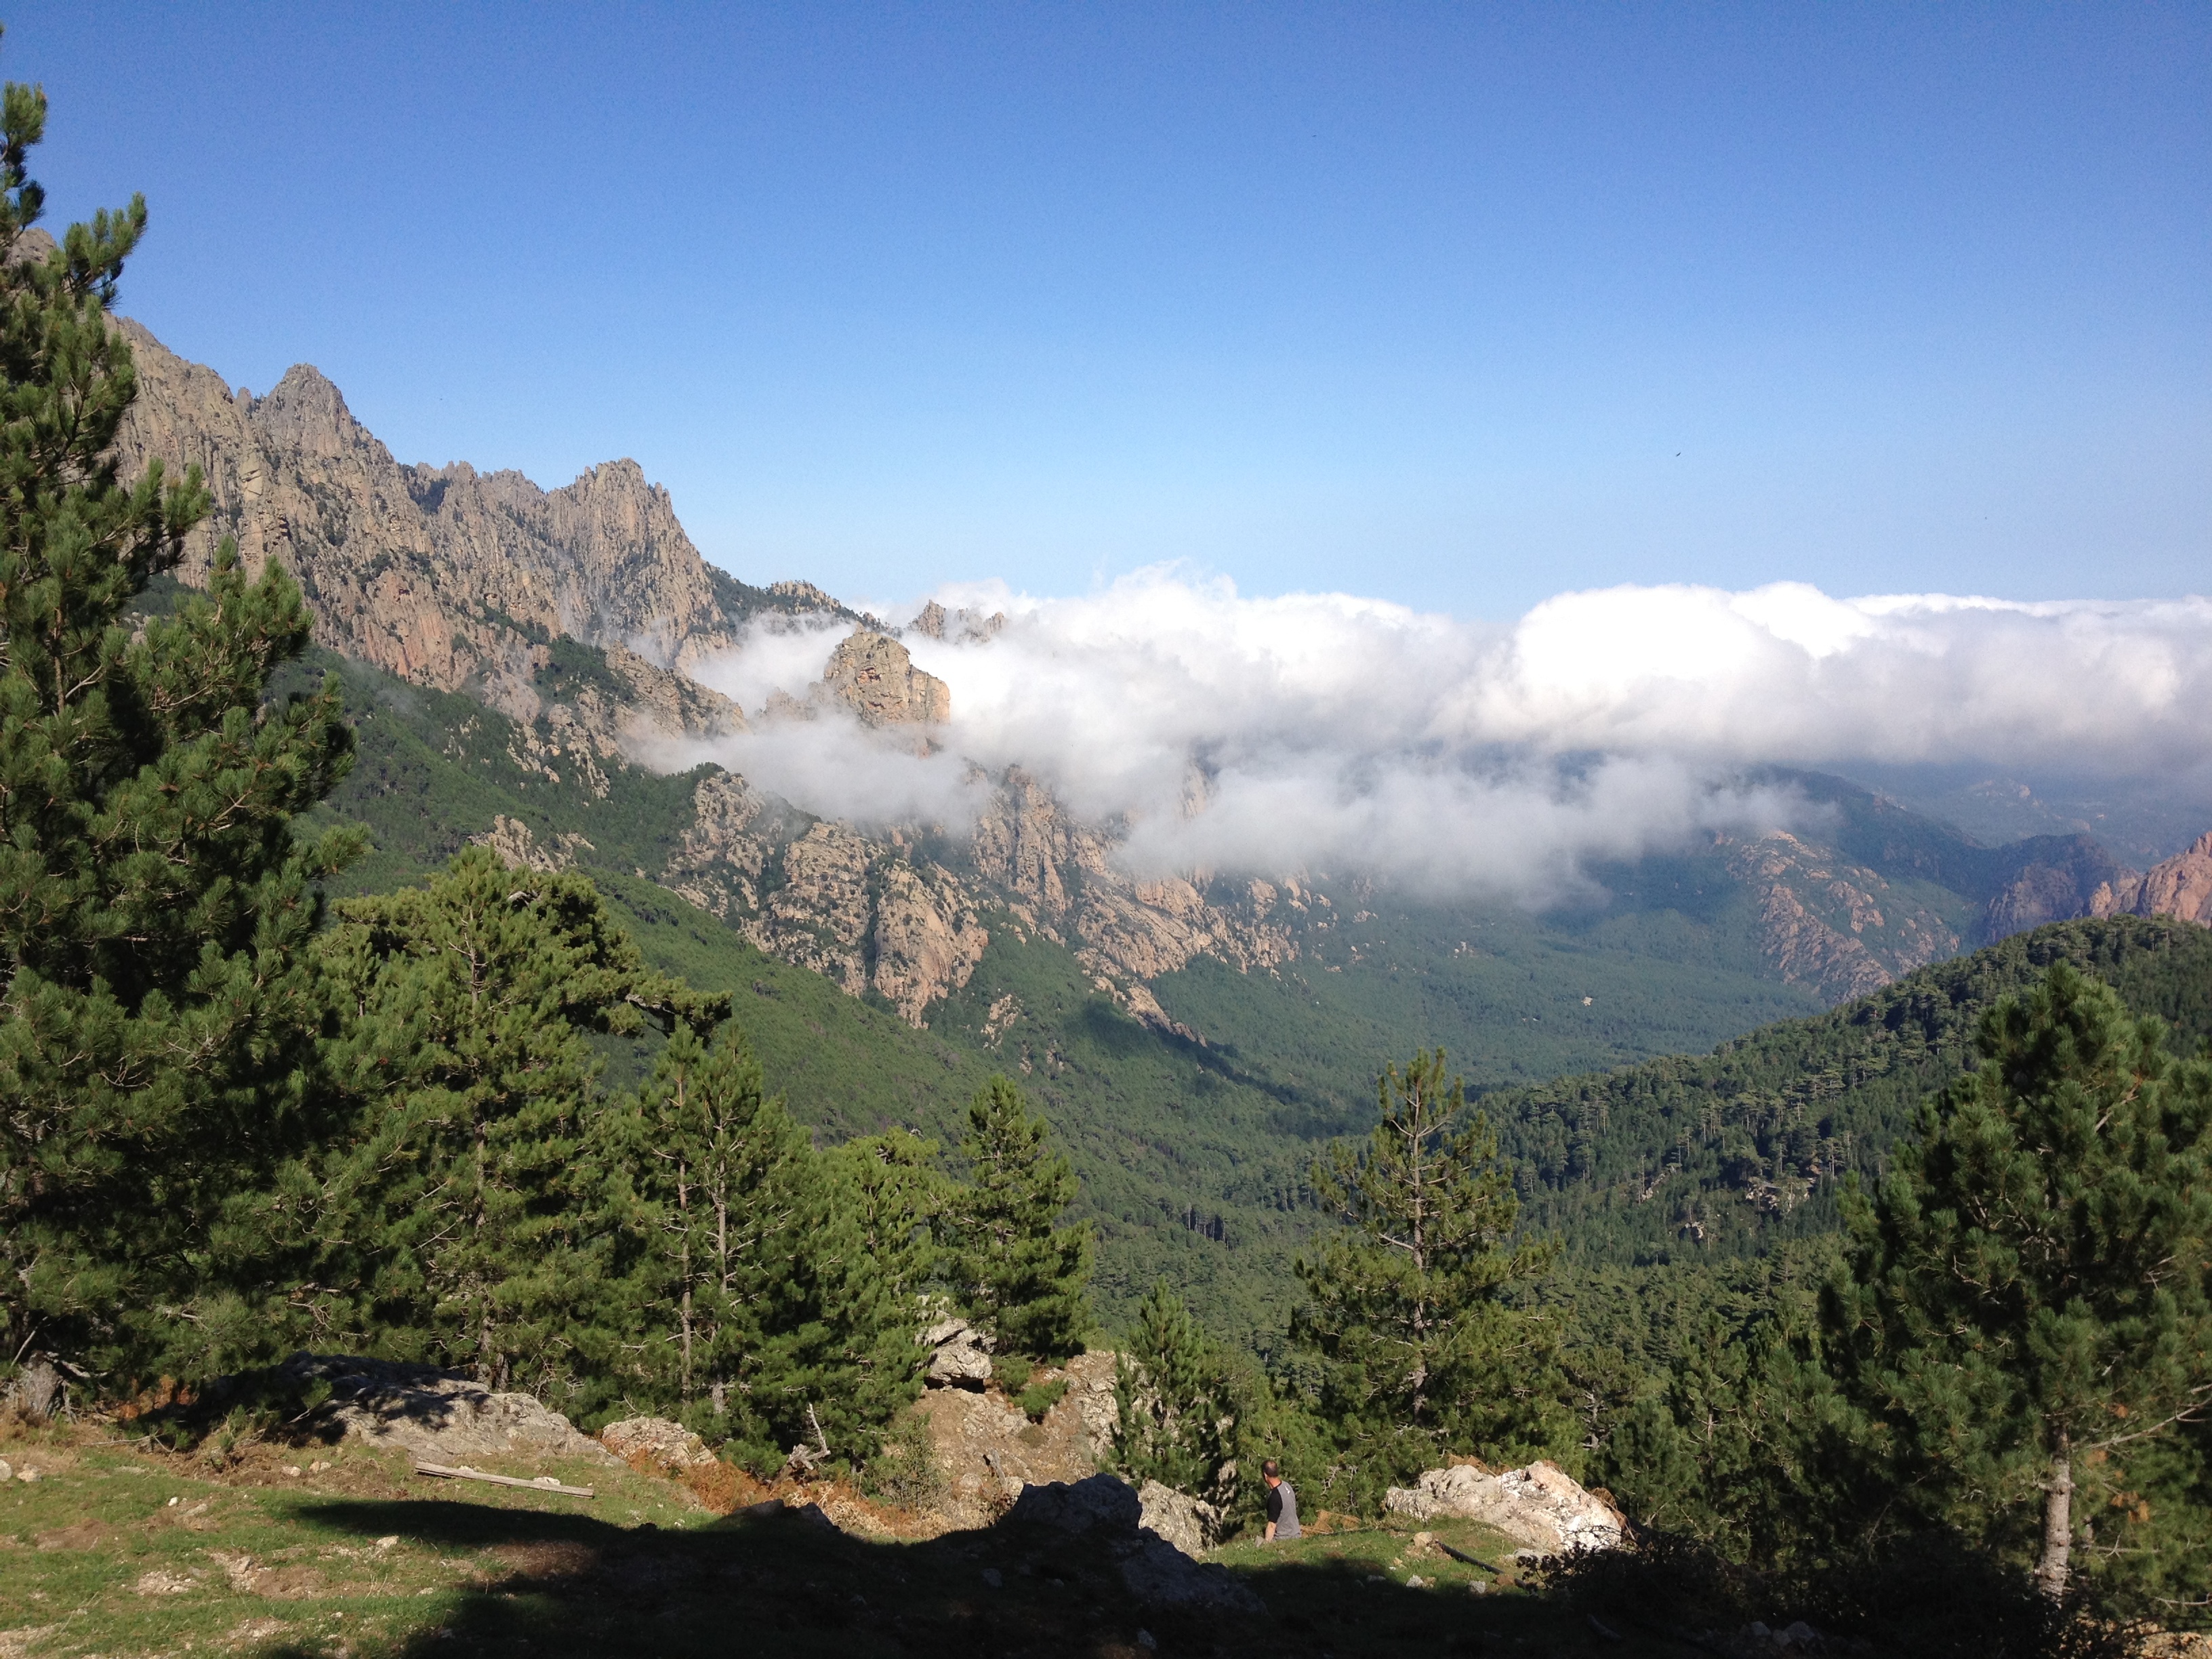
[1118,1533,1266,1614]
[1003,1473,1144,1536]
[1137,1479,1227,1556]
[920,1317,996,1389]
[272,1353,618,1466]
[1382,1459,1624,1553]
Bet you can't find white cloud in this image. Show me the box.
[672,571,2212,900]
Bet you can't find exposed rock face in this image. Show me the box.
[599,1417,718,1472]
[909,600,1006,643]
[1980,834,2132,938]
[470,815,592,874]
[1003,1474,1265,1613]
[920,1317,996,1389]
[1722,831,1959,1002]
[272,1353,619,1466]
[820,630,950,726]
[2094,832,2212,927]
[916,1352,1119,1530]
[1137,1479,1229,1556]
[109,320,831,718]
[1382,1460,1624,1554]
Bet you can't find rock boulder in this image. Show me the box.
[1382,1459,1624,1553]
[273,1353,618,1467]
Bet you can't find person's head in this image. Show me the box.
[1263,1458,1280,1487]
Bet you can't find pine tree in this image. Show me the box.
[312,848,722,1399]
[1825,963,2212,1601]
[604,1019,920,1463]
[941,1076,1092,1359]
[830,1125,948,1305]
[1114,1279,1242,1508]
[1292,1050,1564,1499]
[0,56,356,1384]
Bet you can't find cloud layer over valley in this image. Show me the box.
[676,574,2212,901]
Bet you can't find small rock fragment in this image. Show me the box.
[1136,1632,1158,1651]
[375,1535,399,1551]
[282,1465,302,1477]
[0,1459,10,1481]
[18,1466,40,1483]
[1407,1574,1427,1589]
[981,1567,1004,1589]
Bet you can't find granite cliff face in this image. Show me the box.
[651,761,1300,1028]
[2094,832,2212,928]
[110,320,840,714]
[1720,830,1961,1003]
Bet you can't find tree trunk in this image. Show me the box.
[2035,1439,2072,1601]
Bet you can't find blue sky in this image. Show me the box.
[10,2,2207,618]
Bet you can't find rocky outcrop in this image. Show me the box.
[1723,832,1959,1003]
[916,1352,1119,1529]
[920,1317,996,1389]
[1975,833,2131,939]
[819,630,950,726]
[470,815,592,874]
[873,861,990,1025]
[109,319,830,721]
[1137,1479,1229,1557]
[1382,1460,1624,1554]
[909,600,1006,643]
[2094,832,2212,928]
[598,1417,717,1473]
[271,1353,619,1466]
[1004,1474,1265,1614]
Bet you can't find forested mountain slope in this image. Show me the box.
[1494,914,2212,1266]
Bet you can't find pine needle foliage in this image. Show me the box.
[1113,1279,1242,1506]
[830,1125,949,1306]
[942,1075,1092,1360]
[311,848,722,1399]
[0,54,356,1383]
[1292,1050,1566,1500]
[602,1020,922,1465]
[1826,963,2212,1605]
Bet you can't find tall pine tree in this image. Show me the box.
[311,848,720,1400]
[941,1076,1092,1360]
[1114,1279,1242,1511]
[1292,1050,1565,1502]
[1826,963,2212,1601]
[602,1019,920,1463]
[0,56,356,1385]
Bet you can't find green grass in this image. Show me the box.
[0,1422,1681,1659]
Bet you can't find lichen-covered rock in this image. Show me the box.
[1382,1459,1624,1554]
[272,1354,619,1466]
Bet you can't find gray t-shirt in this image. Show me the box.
[1265,1478,1300,1538]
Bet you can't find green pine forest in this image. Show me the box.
[5,65,2211,1644]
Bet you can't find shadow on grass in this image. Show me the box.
[269,1498,1625,1659]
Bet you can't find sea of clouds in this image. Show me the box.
[672,573,2212,903]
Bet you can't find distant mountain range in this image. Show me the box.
[114,319,2211,1022]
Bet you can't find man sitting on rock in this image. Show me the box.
[1262,1458,1300,1542]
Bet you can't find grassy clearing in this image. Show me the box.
[0,1420,1695,1659]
